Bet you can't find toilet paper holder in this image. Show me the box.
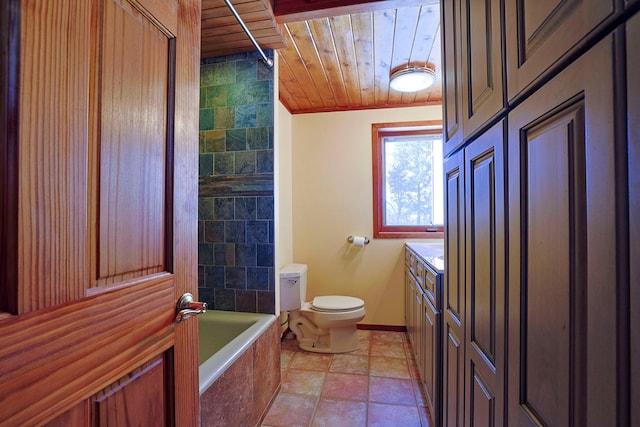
[347,235,370,245]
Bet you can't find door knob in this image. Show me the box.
[175,293,207,323]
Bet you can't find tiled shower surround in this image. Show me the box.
[198,51,275,313]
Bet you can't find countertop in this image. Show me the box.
[406,242,445,273]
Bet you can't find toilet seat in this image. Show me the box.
[311,295,364,312]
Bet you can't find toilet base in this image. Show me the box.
[297,325,360,353]
[289,310,361,353]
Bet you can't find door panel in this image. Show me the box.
[522,98,586,427]
[444,152,464,325]
[460,0,504,136]
[442,0,464,155]
[464,120,505,427]
[470,366,495,426]
[0,0,200,424]
[443,150,465,426]
[444,326,463,427]
[508,34,618,427]
[95,0,171,286]
[93,356,168,425]
[423,295,437,420]
[505,0,617,102]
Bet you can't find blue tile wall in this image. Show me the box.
[198,51,275,314]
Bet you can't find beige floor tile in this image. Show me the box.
[281,369,326,396]
[261,393,317,427]
[369,376,416,406]
[289,351,334,372]
[311,398,367,427]
[370,340,406,358]
[329,354,369,375]
[369,356,411,379]
[321,372,369,401]
[367,402,422,427]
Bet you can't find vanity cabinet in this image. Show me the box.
[405,245,443,427]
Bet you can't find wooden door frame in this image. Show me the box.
[0,0,20,316]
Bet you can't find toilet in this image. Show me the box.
[280,263,365,353]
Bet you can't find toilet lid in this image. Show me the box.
[311,295,364,311]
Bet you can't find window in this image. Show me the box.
[372,121,444,238]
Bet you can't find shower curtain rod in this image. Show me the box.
[223,0,274,68]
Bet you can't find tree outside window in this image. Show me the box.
[372,121,444,238]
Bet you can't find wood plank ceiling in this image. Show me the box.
[201,0,285,58]
[201,0,442,114]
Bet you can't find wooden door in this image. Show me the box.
[443,149,465,426]
[507,33,620,426]
[505,0,618,102]
[463,120,506,427]
[0,0,201,425]
[627,13,639,427]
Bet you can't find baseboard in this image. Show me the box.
[357,324,407,332]
[283,324,406,335]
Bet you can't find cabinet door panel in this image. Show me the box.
[469,365,495,426]
[444,326,464,427]
[442,0,464,155]
[464,120,506,427]
[505,0,617,102]
[627,13,640,427]
[443,150,465,426]
[508,34,618,427]
[415,284,424,380]
[444,151,464,326]
[423,295,440,425]
[461,0,504,136]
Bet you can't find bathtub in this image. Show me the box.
[198,310,281,426]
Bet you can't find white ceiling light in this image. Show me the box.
[389,65,436,92]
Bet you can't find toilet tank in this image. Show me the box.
[279,263,307,311]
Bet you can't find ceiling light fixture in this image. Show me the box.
[389,65,436,92]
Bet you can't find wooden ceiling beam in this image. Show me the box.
[273,0,439,23]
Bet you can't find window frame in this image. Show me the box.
[372,120,444,239]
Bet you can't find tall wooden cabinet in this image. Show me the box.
[627,12,639,427]
[442,1,636,425]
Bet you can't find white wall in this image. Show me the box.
[288,106,443,326]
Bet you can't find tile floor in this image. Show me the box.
[261,329,433,427]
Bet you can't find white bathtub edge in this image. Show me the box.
[199,312,276,395]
